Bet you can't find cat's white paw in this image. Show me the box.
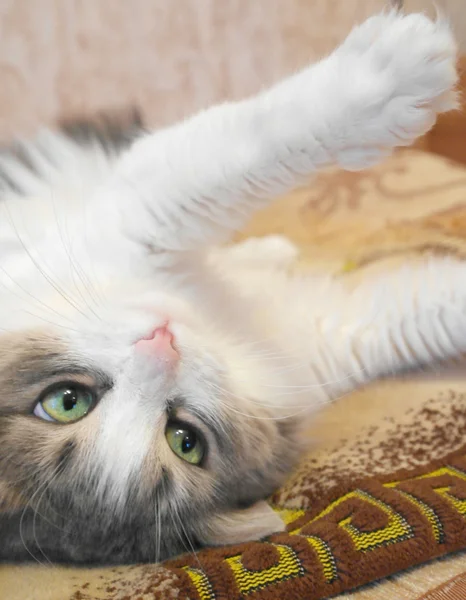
[333,11,458,168]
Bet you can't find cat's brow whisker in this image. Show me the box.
[0,265,77,326]
[21,310,81,333]
[1,202,91,320]
[56,224,102,319]
[49,190,105,319]
[77,197,110,307]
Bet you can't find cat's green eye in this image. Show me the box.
[34,384,95,423]
[165,422,206,465]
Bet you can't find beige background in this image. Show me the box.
[0,0,465,141]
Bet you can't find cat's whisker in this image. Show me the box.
[154,484,162,564]
[224,398,314,421]
[246,354,303,362]
[258,374,365,390]
[179,337,299,363]
[169,496,204,571]
[18,473,56,567]
[207,373,360,413]
[204,381,316,420]
[30,464,68,567]
[212,365,368,393]
[206,381,288,412]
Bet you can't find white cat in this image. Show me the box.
[0,11,462,565]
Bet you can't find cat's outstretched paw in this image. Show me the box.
[332,10,458,168]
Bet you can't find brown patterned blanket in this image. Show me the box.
[2,149,466,599]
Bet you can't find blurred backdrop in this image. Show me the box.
[0,0,465,140]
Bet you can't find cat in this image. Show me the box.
[0,10,462,565]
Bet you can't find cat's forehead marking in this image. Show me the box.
[0,328,61,357]
[0,328,63,375]
[0,329,66,412]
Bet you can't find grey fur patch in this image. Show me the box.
[0,331,112,414]
[59,107,144,151]
[0,107,144,194]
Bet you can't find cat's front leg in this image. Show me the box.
[96,11,457,257]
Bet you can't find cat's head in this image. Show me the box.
[0,122,304,563]
[0,300,300,564]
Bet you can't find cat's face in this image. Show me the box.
[0,260,300,564]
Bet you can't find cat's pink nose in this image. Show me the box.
[135,326,180,364]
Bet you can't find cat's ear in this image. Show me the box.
[199,501,285,547]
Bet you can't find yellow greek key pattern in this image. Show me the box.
[339,490,413,552]
[417,466,466,483]
[384,482,444,544]
[291,489,412,552]
[304,535,338,582]
[182,566,215,600]
[435,487,466,516]
[417,466,466,516]
[179,463,466,599]
[225,543,304,595]
[290,493,352,534]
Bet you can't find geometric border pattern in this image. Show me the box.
[167,455,466,599]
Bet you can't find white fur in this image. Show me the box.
[92,11,457,256]
[0,11,462,507]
